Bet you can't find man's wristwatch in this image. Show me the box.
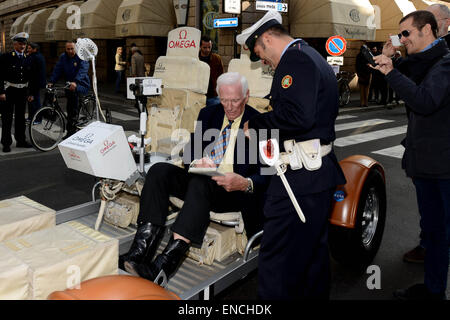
[245,178,254,194]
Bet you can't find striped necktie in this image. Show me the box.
[210,120,234,165]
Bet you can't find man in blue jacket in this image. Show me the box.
[373,10,450,300]
[237,11,346,299]
[48,40,90,136]
[27,42,46,122]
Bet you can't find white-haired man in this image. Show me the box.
[427,3,450,47]
[121,72,268,283]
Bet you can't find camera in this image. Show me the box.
[361,45,377,67]
[126,77,163,99]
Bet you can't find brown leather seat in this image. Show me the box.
[47,275,180,300]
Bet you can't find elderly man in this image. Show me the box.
[237,10,346,300]
[373,10,450,300]
[427,3,450,47]
[48,40,90,137]
[130,47,145,77]
[0,32,36,153]
[121,72,268,282]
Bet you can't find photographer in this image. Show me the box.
[372,10,450,300]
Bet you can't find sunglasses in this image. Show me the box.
[398,30,411,39]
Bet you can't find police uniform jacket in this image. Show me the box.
[0,51,36,95]
[49,53,90,94]
[248,39,346,197]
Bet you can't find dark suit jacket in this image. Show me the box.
[30,52,47,92]
[182,103,269,236]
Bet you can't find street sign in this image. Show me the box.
[214,17,239,28]
[255,1,288,13]
[223,0,241,14]
[327,56,344,66]
[325,35,347,57]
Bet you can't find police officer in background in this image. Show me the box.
[0,32,35,153]
[237,11,346,299]
[48,40,90,137]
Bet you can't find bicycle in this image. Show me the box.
[29,83,112,151]
[336,71,352,107]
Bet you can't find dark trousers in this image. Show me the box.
[138,162,250,245]
[258,188,335,300]
[413,177,450,294]
[115,70,124,92]
[1,87,28,147]
[27,90,42,121]
[65,89,80,134]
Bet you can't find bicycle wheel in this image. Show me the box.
[29,107,66,152]
[78,95,96,125]
[339,82,351,106]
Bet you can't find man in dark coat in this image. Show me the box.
[0,32,36,153]
[401,1,450,265]
[237,10,346,299]
[120,72,268,283]
[374,10,450,300]
[27,42,46,121]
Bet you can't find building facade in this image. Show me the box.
[1,0,449,84]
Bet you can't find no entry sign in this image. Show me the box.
[326,36,347,57]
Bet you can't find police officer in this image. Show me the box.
[48,40,90,137]
[0,32,35,153]
[237,11,346,299]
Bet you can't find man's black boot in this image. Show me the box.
[128,237,190,282]
[119,222,164,270]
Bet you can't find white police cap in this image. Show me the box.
[236,10,282,62]
[12,32,29,43]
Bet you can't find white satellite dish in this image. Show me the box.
[75,38,104,122]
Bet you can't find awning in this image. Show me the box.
[23,8,55,43]
[45,1,84,41]
[369,0,417,41]
[410,0,434,9]
[115,0,176,37]
[72,0,123,39]
[9,12,32,39]
[289,0,377,40]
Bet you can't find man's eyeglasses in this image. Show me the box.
[220,98,243,105]
[398,30,411,39]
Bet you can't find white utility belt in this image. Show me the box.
[279,139,332,171]
[4,81,28,89]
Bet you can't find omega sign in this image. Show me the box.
[168,30,197,49]
[100,139,117,156]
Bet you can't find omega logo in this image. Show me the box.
[122,9,131,22]
[349,9,360,23]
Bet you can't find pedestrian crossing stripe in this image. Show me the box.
[334,125,407,147]
[335,119,394,132]
[372,145,405,159]
[336,115,357,121]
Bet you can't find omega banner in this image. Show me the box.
[166,26,201,58]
